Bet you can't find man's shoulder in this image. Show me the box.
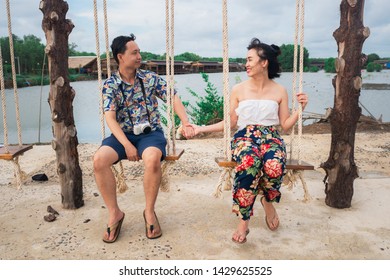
[137,68,159,79]
[104,72,121,86]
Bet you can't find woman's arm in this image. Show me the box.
[195,84,240,134]
[279,90,308,132]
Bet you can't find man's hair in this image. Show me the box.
[111,33,136,64]
[247,38,281,79]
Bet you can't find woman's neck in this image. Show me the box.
[250,74,270,91]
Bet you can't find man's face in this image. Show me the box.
[118,40,142,69]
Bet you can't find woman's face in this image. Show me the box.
[245,48,266,77]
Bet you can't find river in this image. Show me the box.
[1,70,389,144]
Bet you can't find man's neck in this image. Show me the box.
[118,67,137,84]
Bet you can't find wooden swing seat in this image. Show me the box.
[215,157,314,170]
[0,144,33,160]
[165,148,184,161]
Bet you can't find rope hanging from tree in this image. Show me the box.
[0,0,32,188]
[93,0,128,193]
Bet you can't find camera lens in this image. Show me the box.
[143,126,152,134]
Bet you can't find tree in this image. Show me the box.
[320,0,370,208]
[324,57,336,73]
[175,52,201,62]
[366,62,382,72]
[279,44,309,72]
[40,0,84,209]
[366,53,380,65]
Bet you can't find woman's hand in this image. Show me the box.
[181,123,195,139]
[296,92,308,110]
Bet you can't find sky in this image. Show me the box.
[0,0,389,59]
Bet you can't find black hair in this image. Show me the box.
[111,33,136,64]
[247,38,281,79]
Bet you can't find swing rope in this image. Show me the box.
[284,0,312,201]
[93,0,127,193]
[214,0,312,200]
[213,0,233,198]
[0,0,32,188]
[6,0,22,147]
[160,0,176,192]
[290,0,305,164]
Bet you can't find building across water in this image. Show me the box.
[68,56,245,77]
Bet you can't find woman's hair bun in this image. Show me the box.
[270,44,281,55]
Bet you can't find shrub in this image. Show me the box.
[187,72,224,125]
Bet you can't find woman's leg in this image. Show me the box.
[258,137,286,230]
[231,138,262,242]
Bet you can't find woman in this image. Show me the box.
[191,38,308,243]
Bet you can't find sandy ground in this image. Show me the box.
[1,128,390,260]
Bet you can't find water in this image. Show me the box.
[1,71,389,144]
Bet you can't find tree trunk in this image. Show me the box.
[40,0,84,209]
[320,0,369,208]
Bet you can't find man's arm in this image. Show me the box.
[105,111,139,161]
[172,94,194,138]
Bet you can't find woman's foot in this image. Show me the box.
[260,196,279,231]
[232,219,250,244]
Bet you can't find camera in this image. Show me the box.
[133,121,152,135]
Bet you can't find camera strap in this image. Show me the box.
[138,77,151,123]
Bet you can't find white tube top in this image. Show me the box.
[235,99,279,130]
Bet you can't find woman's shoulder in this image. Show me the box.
[232,80,249,92]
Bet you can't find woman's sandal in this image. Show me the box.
[260,196,279,231]
[102,212,125,243]
[232,229,250,244]
[143,210,162,239]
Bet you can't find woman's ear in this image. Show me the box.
[260,59,269,68]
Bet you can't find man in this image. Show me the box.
[93,34,193,243]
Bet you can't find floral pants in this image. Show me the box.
[231,125,287,220]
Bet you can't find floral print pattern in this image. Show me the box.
[231,125,286,220]
[102,69,175,133]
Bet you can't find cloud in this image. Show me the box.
[1,0,389,59]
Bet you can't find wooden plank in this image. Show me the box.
[0,145,33,160]
[165,148,184,161]
[215,157,314,170]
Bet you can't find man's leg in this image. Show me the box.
[93,145,124,241]
[141,146,163,238]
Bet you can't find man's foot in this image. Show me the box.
[143,210,162,239]
[232,220,250,244]
[260,196,279,231]
[102,211,125,243]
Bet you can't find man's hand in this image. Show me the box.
[124,143,140,161]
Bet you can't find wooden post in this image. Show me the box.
[40,0,84,209]
[320,0,369,208]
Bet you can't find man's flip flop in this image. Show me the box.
[102,212,125,243]
[143,210,162,239]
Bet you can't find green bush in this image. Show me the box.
[187,72,224,125]
[366,62,382,72]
